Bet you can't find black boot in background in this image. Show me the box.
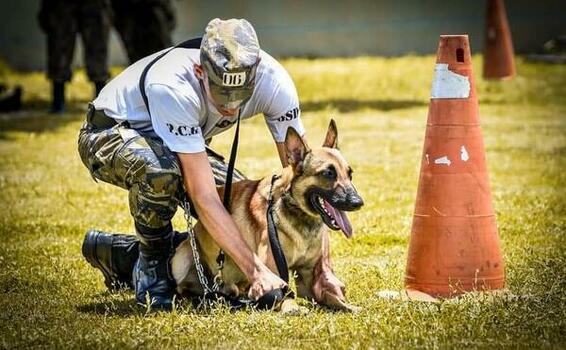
[0,84,22,112]
[50,81,65,114]
[94,81,105,98]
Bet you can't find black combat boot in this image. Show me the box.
[82,229,140,291]
[133,225,177,310]
[82,230,187,294]
[50,81,65,114]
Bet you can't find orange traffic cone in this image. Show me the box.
[483,0,516,79]
[404,35,505,298]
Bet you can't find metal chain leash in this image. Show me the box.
[181,199,221,294]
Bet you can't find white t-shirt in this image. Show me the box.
[93,47,305,153]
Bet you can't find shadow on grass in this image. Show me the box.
[301,98,426,113]
[0,103,86,136]
[78,296,207,316]
[77,298,145,317]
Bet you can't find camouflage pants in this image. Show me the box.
[77,114,245,235]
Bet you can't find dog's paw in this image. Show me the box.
[323,292,361,313]
[279,298,309,316]
[339,302,361,313]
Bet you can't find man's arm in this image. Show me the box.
[177,151,286,299]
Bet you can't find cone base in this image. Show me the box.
[405,277,505,298]
[377,287,508,303]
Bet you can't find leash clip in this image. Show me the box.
[213,272,223,291]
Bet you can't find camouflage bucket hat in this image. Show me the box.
[200,18,260,107]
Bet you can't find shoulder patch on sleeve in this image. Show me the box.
[275,107,300,122]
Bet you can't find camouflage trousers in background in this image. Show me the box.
[77,114,245,237]
[111,0,176,63]
[38,0,111,83]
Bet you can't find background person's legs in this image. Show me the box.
[43,2,78,113]
[78,0,111,97]
[110,0,137,63]
[129,0,175,62]
[111,0,176,64]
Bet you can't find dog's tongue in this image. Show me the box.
[323,200,353,238]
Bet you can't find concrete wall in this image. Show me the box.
[1,0,565,71]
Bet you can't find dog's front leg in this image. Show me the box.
[313,231,358,310]
[278,298,308,315]
[295,265,316,300]
[171,239,204,296]
[304,256,360,313]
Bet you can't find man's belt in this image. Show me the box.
[87,103,117,129]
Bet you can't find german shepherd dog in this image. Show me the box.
[171,120,364,313]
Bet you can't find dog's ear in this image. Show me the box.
[323,119,338,148]
[285,127,309,172]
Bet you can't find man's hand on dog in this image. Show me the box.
[248,265,287,301]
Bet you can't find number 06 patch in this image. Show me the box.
[222,72,246,87]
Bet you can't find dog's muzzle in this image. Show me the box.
[308,186,364,238]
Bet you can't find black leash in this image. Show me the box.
[266,174,290,282]
[215,110,242,270]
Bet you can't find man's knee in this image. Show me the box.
[129,182,179,232]
[128,158,183,229]
[143,167,181,198]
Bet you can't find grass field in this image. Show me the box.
[0,55,565,349]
